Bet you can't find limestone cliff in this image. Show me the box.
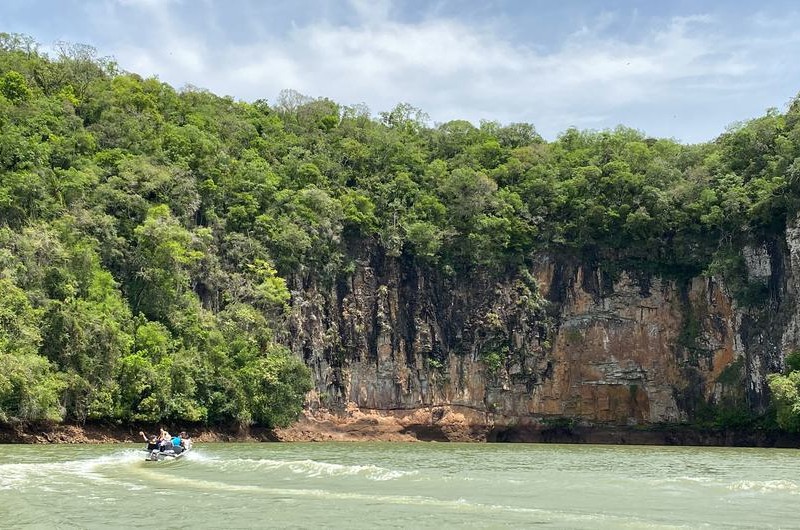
[284,221,800,438]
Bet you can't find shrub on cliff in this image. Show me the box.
[767,351,800,432]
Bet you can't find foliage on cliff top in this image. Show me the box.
[1,33,800,423]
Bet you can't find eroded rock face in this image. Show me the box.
[286,224,799,434]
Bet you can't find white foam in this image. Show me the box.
[283,460,417,481]
[647,475,716,486]
[0,449,144,491]
[196,456,417,481]
[728,480,799,494]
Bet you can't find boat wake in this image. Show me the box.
[125,468,693,528]
[0,450,145,491]
[194,456,417,481]
[728,479,800,494]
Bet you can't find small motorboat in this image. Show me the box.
[145,447,190,461]
[140,430,192,461]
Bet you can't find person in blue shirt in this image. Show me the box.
[171,433,183,454]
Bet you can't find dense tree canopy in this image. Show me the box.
[1,33,800,426]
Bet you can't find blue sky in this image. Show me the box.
[2,0,800,143]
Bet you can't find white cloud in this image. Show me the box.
[89,1,800,142]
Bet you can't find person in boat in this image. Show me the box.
[139,431,160,451]
[158,429,174,452]
[179,431,192,451]
[170,432,184,455]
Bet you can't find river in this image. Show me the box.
[0,442,798,528]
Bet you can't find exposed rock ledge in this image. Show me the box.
[272,406,800,447]
[274,404,491,442]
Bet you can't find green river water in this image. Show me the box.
[0,442,798,528]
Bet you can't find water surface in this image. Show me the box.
[1,442,798,528]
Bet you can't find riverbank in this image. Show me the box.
[0,422,280,444]
[2,406,799,446]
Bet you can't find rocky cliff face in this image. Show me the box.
[285,223,800,437]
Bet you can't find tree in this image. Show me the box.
[239,346,313,427]
[0,71,32,102]
[0,279,65,422]
[130,204,203,321]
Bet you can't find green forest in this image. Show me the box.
[2,32,800,430]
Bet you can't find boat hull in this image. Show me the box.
[145,448,189,461]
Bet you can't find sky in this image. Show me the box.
[2,0,800,143]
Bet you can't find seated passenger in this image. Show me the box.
[158,429,174,452]
[139,431,159,451]
[179,431,192,451]
[170,433,183,454]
